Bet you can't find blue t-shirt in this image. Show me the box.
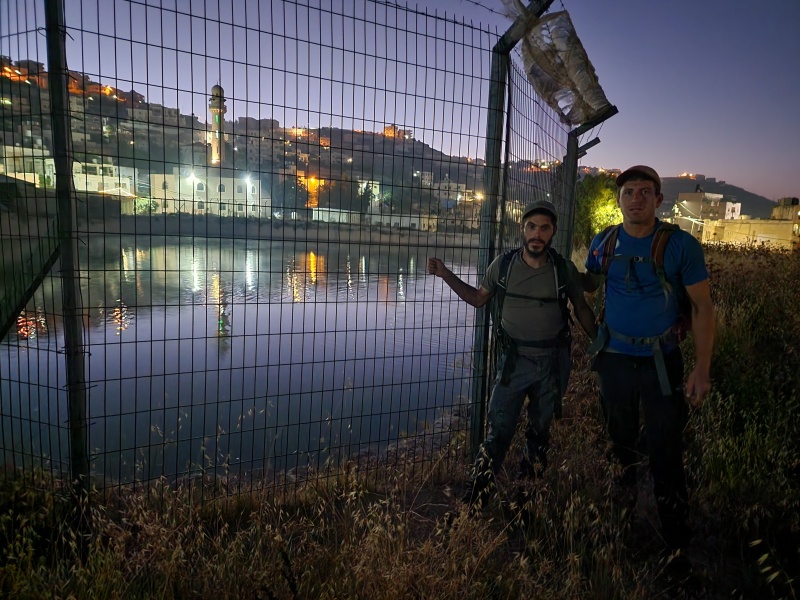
[586,221,708,356]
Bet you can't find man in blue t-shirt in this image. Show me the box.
[584,165,715,550]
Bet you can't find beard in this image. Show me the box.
[523,236,552,258]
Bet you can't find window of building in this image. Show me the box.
[197,201,205,210]
[237,185,243,193]
[218,184,225,192]
[237,204,244,211]
[251,186,256,194]
[162,200,169,209]
[251,204,257,212]
[220,203,227,211]
[196,183,205,191]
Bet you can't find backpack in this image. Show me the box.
[589,222,691,396]
[594,222,691,340]
[490,247,574,414]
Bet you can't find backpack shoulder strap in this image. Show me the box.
[651,222,680,269]
[492,249,518,332]
[650,222,680,288]
[547,247,574,328]
[497,249,516,292]
[599,224,621,276]
[592,224,620,322]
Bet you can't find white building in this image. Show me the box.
[149,167,270,217]
[724,202,742,220]
[0,145,50,185]
[366,208,437,231]
[357,179,381,206]
[311,207,362,224]
[40,158,135,196]
[432,177,466,205]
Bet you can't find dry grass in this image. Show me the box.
[1,245,798,599]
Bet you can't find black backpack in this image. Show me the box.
[490,247,574,414]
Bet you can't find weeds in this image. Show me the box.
[0,245,798,598]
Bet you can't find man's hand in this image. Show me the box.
[427,258,491,308]
[685,367,711,408]
[427,257,451,278]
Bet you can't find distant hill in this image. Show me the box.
[660,177,776,219]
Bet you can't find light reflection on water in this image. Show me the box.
[1,235,479,483]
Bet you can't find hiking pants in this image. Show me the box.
[474,351,560,477]
[594,349,691,547]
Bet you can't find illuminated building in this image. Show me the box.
[209,84,227,165]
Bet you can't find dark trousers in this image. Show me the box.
[473,351,560,477]
[595,349,691,547]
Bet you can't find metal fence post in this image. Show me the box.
[560,106,619,253]
[559,132,579,256]
[470,0,555,460]
[44,0,90,494]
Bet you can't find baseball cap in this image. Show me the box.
[521,199,558,225]
[615,165,661,190]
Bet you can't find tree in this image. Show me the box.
[134,198,158,214]
[573,174,622,248]
[318,176,363,212]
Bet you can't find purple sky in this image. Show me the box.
[2,0,797,199]
[441,0,800,200]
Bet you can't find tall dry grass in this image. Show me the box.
[0,245,797,599]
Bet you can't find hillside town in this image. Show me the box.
[1,56,798,246]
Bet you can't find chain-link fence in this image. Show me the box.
[0,0,573,502]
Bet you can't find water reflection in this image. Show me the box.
[16,310,47,340]
[1,235,479,483]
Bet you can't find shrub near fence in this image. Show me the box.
[686,244,800,595]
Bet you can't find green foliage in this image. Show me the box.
[573,174,622,247]
[318,176,368,213]
[133,198,158,214]
[686,246,800,503]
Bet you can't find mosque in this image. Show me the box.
[149,84,271,218]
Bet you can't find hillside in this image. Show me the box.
[660,177,776,219]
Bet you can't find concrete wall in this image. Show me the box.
[702,219,799,250]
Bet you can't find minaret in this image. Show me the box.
[209,84,227,165]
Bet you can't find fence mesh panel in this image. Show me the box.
[0,0,68,486]
[498,57,568,253]
[1,0,571,502]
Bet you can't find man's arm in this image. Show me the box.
[580,271,602,293]
[427,257,492,308]
[684,278,715,406]
[569,287,597,341]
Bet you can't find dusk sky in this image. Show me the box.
[440,0,800,200]
[2,0,798,200]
